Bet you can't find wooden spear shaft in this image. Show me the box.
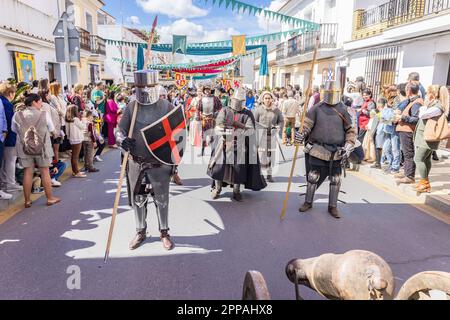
[103,18,158,263]
[280,35,320,221]
[103,100,138,263]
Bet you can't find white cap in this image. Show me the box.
[232,87,246,101]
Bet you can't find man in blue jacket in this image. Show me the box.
[0,82,20,195]
[0,83,13,199]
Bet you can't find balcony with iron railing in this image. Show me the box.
[353,0,450,40]
[77,27,106,56]
[276,23,339,61]
[90,35,106,55]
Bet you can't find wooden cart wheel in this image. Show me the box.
[242,271,271,300]
[396,271,450,300]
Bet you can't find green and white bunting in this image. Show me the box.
[201,0,319,30]
[104,26,310,50]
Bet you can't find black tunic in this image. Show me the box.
[207,108,267,191]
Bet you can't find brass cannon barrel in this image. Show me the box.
[285,250,395,300]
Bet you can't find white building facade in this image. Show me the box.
[343,0,450,97]
[0,0,111,87]
[0,0,62,83]
[254,0,356,91]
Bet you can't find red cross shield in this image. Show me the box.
[141,105,187,165]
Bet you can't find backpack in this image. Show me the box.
[18,111,46,156]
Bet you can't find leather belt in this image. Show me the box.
[130,155,161,168]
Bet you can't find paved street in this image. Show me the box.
[0,145,449,300]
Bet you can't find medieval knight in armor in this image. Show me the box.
[207,88,266,201]
[294,81,356,219]
[116,70,180,251]
[196,85,222,156]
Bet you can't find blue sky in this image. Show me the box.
[103,0,285,43]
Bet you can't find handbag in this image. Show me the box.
[424,113,450,142]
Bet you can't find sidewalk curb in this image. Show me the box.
[357,164,450,218]
[0,148,114,225]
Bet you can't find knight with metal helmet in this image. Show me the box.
[196,84,222,156]
[294,81,356,219]
[116,70,186,250]
[207,88,266,201]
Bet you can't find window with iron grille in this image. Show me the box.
[364,46,400,99]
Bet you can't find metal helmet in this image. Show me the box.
[134,69,159,105]
[230,87,246,111]
[321,81,342,105]
[203,84,212,94]
[157,85,168,99]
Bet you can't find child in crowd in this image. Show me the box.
[82,110,99,173]
[372,97,388,169]
[362,109,379,163]
[66,104,87,178]
[50,157,66,187]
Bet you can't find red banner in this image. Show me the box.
[173,68,223,74]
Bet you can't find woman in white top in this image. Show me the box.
[65,105,86,178]
[49,82,67,125]
[40,89,63,163]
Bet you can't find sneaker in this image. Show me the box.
[94,156,103,162]
[32,187,45,194]
[51,179,62,187]
[0,190,13,200]
[370,163,382,169]
[5,184,22,192]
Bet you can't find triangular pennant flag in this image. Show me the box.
[231,0,237,11]
[225,0,231,9]
[212,0,217,5]
[242,4,247,14]
[218,0,225,7]
[237,2,242,12]
[172,35,187,54]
